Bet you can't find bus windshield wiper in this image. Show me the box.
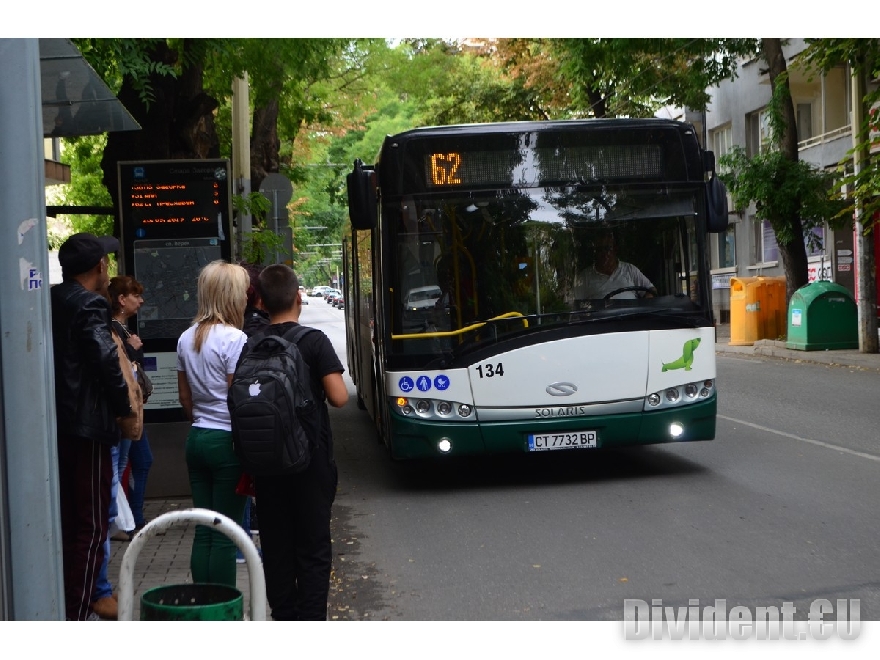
[569,308,703,327]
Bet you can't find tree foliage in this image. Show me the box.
[797,39,880,230]
[720,40,847,304]
[494,38,759,118]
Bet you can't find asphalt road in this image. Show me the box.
[300,301,880,622]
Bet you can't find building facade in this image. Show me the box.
[703,39,875,323]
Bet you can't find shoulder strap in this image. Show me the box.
[281,324,316,346]
[112,318,131,338]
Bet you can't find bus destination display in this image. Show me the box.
[422,142,664,189]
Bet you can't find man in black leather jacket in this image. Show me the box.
[51,232,132,620]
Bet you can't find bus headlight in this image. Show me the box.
[645,379,715,411]
[391,396,476,421]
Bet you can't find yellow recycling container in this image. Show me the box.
[729,277,761,346]
[729,276,787,345]
[758,276,786,341]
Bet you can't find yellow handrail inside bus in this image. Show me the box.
[391,312,529,340]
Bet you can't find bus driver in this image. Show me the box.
[573,229,657,300]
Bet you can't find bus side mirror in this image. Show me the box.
[703,150,716,174]
[347,159,377,231]
[706,175,729,233]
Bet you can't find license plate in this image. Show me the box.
[528,430,598,451]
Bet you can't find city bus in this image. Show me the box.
[343,119,729,460]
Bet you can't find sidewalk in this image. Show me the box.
[714,322,880,371]
[106,498,267,620]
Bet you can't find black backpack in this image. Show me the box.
[229,325,317,475]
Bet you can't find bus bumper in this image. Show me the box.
[387,396,717,459]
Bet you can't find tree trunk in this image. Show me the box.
[100,40,220,234]
[586,87,607,118]
[250,99,281,195]
[761,38,809,304]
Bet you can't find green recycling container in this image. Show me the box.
[786,281,858,351]
[140,583,243,621]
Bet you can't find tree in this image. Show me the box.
[75,38,225,233]
[720,39,847,305]
[798,39,880,229]
[50,134,114,239]
[797,38,880,352]
[495,38,759,118]
[73,38,351,233]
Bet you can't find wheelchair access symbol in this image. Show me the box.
[398,376,414,393]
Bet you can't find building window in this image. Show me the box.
[711,125,733,172]
[753,218,778,264]
[717,223,736,268]
[797,103,814,141]
[806,225,825,258]
[746,109,773,157]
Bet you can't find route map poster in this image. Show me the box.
[118,159,233,416]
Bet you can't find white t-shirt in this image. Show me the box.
[176,323,247,431]
[573,261,654,300]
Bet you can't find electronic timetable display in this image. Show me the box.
[118,159,232,240]
[118,159,234,417]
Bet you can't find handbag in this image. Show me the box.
[115,319,153,403]
[112,330,144,440]
[134,360,153,403]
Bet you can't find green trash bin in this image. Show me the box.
[786,281,858,350]
[118,508,266,621]
[140,583,243,621]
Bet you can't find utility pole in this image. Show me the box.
[852,65,879,353]
[0,38,66,619]
[231,74,251,262]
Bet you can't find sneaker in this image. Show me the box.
[236,554,246,564]
[110,529,132,542]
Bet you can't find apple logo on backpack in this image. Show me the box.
[249,381,261,397]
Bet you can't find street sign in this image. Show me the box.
[259,173,293,219]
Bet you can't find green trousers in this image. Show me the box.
[185,426,248,588]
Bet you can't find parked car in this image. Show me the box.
[335,295,344,310]
[326,289,341,304]
[311,285,331,297]
[404,285,443,311]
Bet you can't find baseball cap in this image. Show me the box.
[59,232,120,278]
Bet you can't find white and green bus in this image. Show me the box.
[343,119,729,460]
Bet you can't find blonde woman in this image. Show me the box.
[176,260,250,588]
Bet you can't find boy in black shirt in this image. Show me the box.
[238,264,348,620]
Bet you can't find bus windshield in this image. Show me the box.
[388,184,707,361]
